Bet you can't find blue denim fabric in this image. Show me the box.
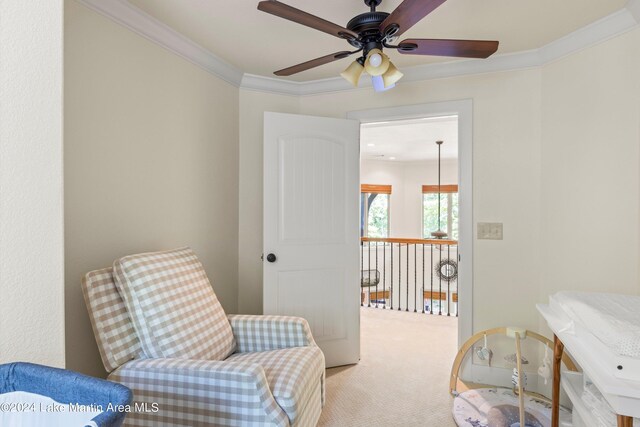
[0,362,132,427]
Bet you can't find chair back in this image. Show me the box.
[82,268,142,372]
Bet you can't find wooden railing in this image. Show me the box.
[361,237,458,245]
[360,237,459,316]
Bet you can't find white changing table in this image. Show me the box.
[537,303,640,427]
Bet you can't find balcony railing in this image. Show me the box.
[360,237,459,316]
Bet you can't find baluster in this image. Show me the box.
[422,243,425,314]
[414,243,417,312]
[375,240,379,308]
[383,242,386,309]
[405,244,409,312]
[430,244,434,315]
[367,241,371,308]
[390,242,394,310]
[438,244,442,315]
[447,244,451,316]
[397,243,402,311]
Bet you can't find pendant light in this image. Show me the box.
[431,140,448,239]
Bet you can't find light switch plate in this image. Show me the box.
[477,222,503,240]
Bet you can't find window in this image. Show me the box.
[360,184,391,238]
[422,185,458,240]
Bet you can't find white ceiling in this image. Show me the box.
[360,115,458,162]
[127,0,626,82]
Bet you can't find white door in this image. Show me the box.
[263,112,360,367]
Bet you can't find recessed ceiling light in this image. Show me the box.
[389,157,396,160]
[367,143,375,147]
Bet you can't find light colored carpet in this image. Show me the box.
[318,307,458,427]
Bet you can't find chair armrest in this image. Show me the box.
[227,315,316,353]
[109,358,289,427]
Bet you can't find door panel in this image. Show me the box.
[279,136,345,244]
[264,112,360,367]
[275,268,346,342]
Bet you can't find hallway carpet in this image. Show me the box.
[318,307,458,427]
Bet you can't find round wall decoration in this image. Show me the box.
[436,259,458,281]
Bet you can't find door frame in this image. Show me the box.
[347,100,473,346]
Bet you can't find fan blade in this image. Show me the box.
[274,51,353,76]
[380,0,447,37]
[397,39,499,58]
[258,1,358,40]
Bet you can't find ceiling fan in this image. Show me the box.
[257,0,499,91]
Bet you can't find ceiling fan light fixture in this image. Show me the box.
[364,49,390,76]
[382,61,403,88]
[340,60,364,87]
[369,53,383,67]
[372,75,394,92]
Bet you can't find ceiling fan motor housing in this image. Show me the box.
[346,11,389,52]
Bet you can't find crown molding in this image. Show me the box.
[628,0,640,23]
[76,0,243,87]
[78,0,639,96]
[538,4,638,64]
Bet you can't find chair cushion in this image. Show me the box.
[113,247,235,360]
[226,346,325,425]
[82,267,142,372]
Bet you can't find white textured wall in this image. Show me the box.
[65,1,239,377]
[0,0,65,366]
[361,159,458,238]
[540,28,640,322]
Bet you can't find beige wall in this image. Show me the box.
[539,28,640,329]
[65,1,239,377]
[0,0,65,367]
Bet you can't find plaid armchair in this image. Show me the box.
[82,261,325,427]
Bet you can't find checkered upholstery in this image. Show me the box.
[109,358,288,426]
[228,315,316,353]
[113,247,236,360]
[83,249,326,426]
[110,346,324,427]
[290,381,322,427]
[227,346,325,424]
[82,267,142,372]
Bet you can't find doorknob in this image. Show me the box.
[266,253,277,263]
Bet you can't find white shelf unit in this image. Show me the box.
[537,303,640,422]
[561,371,598,427]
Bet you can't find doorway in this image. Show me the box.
[359,114,460,318]
[348,100,473,346]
